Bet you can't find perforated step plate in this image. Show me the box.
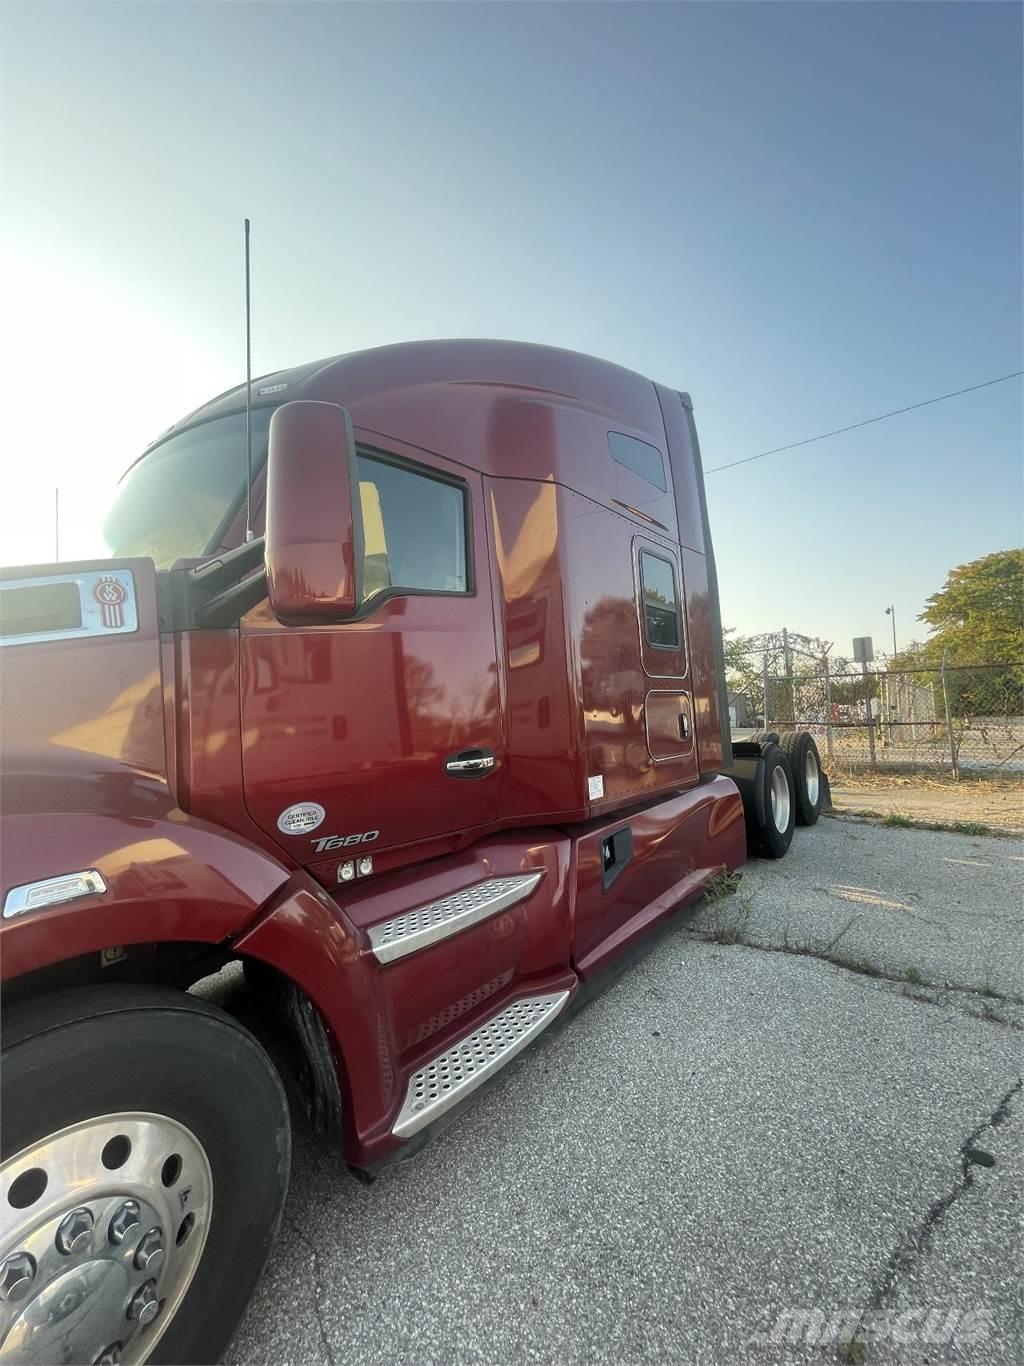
[392,989,570,1137]
[368,872,543,964]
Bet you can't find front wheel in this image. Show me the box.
[1,984,290,1365]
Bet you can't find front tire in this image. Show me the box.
[1,984,290,1365]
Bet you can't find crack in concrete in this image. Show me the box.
[852,1078,1022,1347]
[283,1211,340,1366]
[690,923,1024,1021]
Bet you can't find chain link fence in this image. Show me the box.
[727,632,1024,778]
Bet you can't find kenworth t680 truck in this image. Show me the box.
[0,341,824,1364]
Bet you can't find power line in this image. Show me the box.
[704,370,1024,474]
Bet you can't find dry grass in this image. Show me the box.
[829,765,1021,796]
[828,768,1024,834]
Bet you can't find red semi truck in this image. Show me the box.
[0,340,823,1364]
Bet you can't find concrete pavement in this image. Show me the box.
[225,817,1023,1365]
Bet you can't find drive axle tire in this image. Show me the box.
[754,743,796,858]
[779,731,824,826]
[1,984,290,1366]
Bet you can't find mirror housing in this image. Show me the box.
[265,401,360,625]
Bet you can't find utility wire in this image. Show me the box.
[704,370,1024,474]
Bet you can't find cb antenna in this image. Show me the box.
[244,217,254,542]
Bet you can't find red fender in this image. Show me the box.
[1,805,290,981]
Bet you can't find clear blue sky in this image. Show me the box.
[2,1,1021,653]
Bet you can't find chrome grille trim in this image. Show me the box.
[392,989,570,1138]
[367,872,543,965]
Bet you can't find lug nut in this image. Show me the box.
[134,1229,164,1275]
[93,1346,122,1365]
[56,1206,95,1255]
[0,1252,36,1303]
[108,1201,141,1245]
[127,1281,159,1327]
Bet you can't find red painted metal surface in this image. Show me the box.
[238,432,505,870]
[0,800,290,982]
[0,558,165,781]
[0,561,291,979]
[172,628,291,859]
[2,340,748,1172]
[234,833,576,1167]
[486,478,580,819]
[233,783,740,1170]
[679,546,726,775]
[572,776,745,977]
[644,691,695,761]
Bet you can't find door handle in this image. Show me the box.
[678,712,689,740]
[445,748,496,776]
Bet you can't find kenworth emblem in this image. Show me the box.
[92,575,129,629]
[277,802,326,835]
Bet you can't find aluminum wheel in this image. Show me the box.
[0,1113,212,1365]
[769,763,791,833]
[804,749,820,807]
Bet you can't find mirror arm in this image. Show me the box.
[156,555,269,632]
[191,570,269,628]
[190,535,266,593]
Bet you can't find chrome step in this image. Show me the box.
[392,989,570,1137]
[368,872,543,965]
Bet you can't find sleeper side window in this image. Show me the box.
[640,551,680,650]
[355,453,469,601]
[608,432,667,492]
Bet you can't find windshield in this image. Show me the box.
[103,409,273,569]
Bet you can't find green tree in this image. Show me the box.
[723,629,763,720]
[918,548,1023,666]
[890,551,1024,719]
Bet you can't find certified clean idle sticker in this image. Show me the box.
[588,775,605,800]
[277,802,326,836]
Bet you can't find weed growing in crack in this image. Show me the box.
[943,820,990,837]
[700,894,755,946]
[703,869,743,903]
[837,1334,868,1364]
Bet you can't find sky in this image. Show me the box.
[1,0,1021,653]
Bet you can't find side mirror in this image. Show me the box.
[265,401,361,624]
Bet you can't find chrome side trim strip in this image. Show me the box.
[3,869,108,919]
[367,871,543,965]
[392,989,570,1138]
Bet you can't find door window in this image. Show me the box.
[356,453,469,601]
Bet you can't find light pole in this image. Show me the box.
[884,605,898,742]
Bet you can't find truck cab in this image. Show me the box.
[0,342,814,1365]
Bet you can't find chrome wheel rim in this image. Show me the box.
[0,1113,212,1365]
[804,749,820,806]
[769,763,791,833]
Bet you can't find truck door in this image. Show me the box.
[238,433,505,869]
[634,537,699,784]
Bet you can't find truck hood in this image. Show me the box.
[0,559,169,815]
